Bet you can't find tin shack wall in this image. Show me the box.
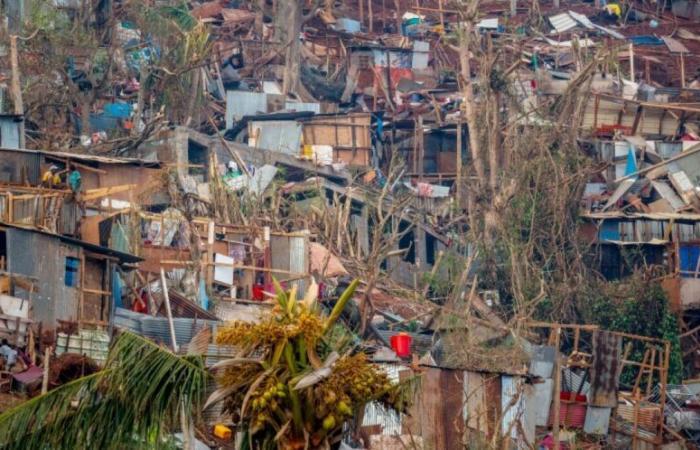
[6,227,81,328]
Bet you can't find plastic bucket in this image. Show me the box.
[252,284,264,301]
[390,333,412,358]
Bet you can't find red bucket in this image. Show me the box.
[252,284,264,301]
[390,333,412,358]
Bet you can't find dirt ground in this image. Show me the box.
[0,392,26,413]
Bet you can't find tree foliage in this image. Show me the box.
[0,331,207,449]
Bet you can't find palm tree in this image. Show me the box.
[0,331,207,449]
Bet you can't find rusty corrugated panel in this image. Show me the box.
[589,330,622,407]
[662,36,690,54]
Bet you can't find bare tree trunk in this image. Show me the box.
[9,35,24,148]
[458,21,485,188]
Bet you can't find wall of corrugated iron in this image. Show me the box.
[7,228,81,326]
[362,364,404,435]
[0,149,40,184]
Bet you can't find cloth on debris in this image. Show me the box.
[12,365,42,385]
[309,242,348,277]
[588,330,622,408]
[112,267,123,309]
[403,181,451,198]
[624,146,638,177]
[0,343,17,366]
[198,277,209,311]
[68,169,82,193]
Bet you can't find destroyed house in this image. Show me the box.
[0,147,163,204]
[0,222,141,331]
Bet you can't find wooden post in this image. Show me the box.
[456,122,462,210]
[510,0,517,15]
[394,0,402,32]
[41,347,50,394]
[438,0,445,24]
[263,226,272,286]
[552,326,562,450]
[368,0,373,33]
[79,250,86,323]
[9,35,25,148]
[359,0,365,30]
[417,115,424,180]
[680,53,686,88]
[206,221,215,287]
[160,268,179,353]
[629,42,635,82]
[631,392,641,449]
[657,342,671,444]
[645,59,651,84]
[13,316,20,346]
[422,250,444,298]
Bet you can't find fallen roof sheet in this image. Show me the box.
[584,211,700,221]
[0,147,161,167]
[549,12,578,33]
[662,36,690,53]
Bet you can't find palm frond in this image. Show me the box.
[0,331,208,449]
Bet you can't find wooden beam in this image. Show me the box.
[160,268,178,352]
[82,184,136,201]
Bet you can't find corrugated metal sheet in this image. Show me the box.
[289,234,307,291]
[226,91,269,128]
[589,331,622,408]
[662,36,690,53]
[56,329,109,364]
[584,406,611,434]
[532,378,553,426]
[248,120,303,156]
[0,117,20,149]
[114,307,219,347]
[59,198,79,236]
[7,228,81,326]
[529,345,555,378]
[285,101,320,114]
[548,13,577,33]
[0,149,40,184]
[362,363,404,435]
[501,376,524,440]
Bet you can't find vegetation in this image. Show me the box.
[209,279,412,450]
[578,275,683,384]
[0,331,207,449]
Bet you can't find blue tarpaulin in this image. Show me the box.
[625,146,638,177]
[680,245,700,277]
[628,36,664,46]
[113,269,123,308]
[198,278,209,311]
[104,102,132,119]
[599,220,620,241]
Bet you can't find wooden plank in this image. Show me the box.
[82,184,136,201]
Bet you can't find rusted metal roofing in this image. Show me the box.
[589,331,622,408]
[662,36,690,53]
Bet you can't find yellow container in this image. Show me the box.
[214,424,232,440]
[302,144,313,159]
